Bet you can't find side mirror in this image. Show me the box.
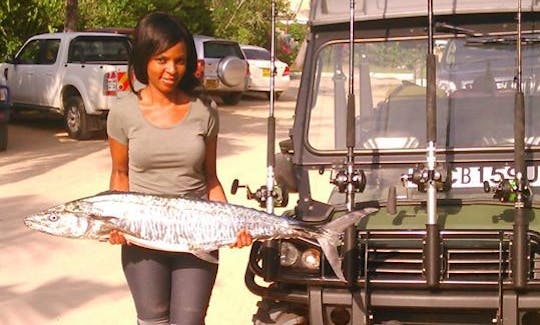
[6,56,19,65]
[275,138,297,193]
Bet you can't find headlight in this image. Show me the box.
[301,248,320,269]
[280,241,299,267]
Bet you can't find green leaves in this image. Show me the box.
[0,0,306,65]
[0,0,63,60]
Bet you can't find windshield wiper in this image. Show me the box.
[435,22,482,37]
[466,34,540,45]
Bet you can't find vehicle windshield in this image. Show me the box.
[243,48,271,60]
[308,35,540,151]
[306,34,540,204]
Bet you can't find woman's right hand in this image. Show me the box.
[109,230,128,245]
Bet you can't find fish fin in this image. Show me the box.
[90,214,120,225]
[318,208,378,282]
[322,207,378,234]
[122,234,191,253]
[318,238,345,281]
[192,251,219,264]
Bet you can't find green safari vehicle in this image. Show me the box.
[242,0,540,324]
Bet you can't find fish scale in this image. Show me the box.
[24,191,378,281]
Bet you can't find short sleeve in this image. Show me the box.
[206,102,219,139]
[107,106,128,145]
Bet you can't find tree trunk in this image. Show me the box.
[64,0,78,32]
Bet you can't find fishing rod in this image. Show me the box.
[342,0,360,286]
[424,0,441,289]
[230,0,282,281]
[257,0,280,281]
[512,0,530,290]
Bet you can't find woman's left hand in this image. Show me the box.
[230,229,253,248]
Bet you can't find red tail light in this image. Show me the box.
[103,71,118,96]
[195,59,205,80]
[282,66,290,77]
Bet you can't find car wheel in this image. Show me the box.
[221,92,243,105]
[64,95,91,140]
[267,91,283,100]
[253,299,307,325]
[0,122,7,151]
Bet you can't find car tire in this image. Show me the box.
[221,92,243,105]
[267,91,283,100]
[252,299,307,325]
[64,95,91,140]
[0,122,7,151]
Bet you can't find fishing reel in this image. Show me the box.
[401,163,451,192]
[330,167,366,193]
[230,179,288,208]
[483,178,531,203]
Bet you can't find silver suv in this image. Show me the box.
[193,35,248,105]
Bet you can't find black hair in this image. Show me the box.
[129,12,204,100]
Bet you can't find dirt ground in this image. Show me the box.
[0,82,299,325]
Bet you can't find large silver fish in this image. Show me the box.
[24,191,377,281]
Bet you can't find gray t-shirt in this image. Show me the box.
[107,94,218,198]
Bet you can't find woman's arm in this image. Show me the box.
[108,137,129,244]
[205,136,252,248]
[108,137,129,191]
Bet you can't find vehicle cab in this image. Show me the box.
[245,1,540,324]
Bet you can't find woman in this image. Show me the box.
[107,12,252,325]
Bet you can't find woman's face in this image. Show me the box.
[146,41,187,94]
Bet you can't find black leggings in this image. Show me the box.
[121,245,218,325]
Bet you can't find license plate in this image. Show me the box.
[205,79,219,89]
[451,166,540,188]
[404,165,540,189]
[262,68,271,77]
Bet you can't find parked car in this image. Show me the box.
[0,85,9,151]
[240,44,290,100]
[0,32,132,139]
[193,35,248,105]
[438,36,540,96]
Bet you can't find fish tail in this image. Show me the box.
[317,207,378,281]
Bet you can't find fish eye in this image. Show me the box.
[48,215,59,222]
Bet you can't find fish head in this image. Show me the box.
[24,206,91,238]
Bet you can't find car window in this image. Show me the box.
[16,40,41,64]
[243,48,271,60]
[40,39,61,64]
[204,41,244,59]
[68,36,131,63]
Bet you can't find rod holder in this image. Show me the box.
[424,223,441,289]
[343,225,359,286]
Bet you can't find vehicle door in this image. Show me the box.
[5,38,61,106]
[5,39,41,104]
[34,39,61,106]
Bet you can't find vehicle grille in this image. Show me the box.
[357,230,540,285]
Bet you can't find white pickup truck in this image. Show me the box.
[0,32,132,139]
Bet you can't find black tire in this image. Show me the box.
[64,95,91,140]
[0,122,7,151]
[253,299,307,325]
[267,91,283,101]
[221,92,243,105]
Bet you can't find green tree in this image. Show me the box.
[78,0,213,35]
[0,0,63,60]
[209,0,291,45]
[64,0,78,32]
